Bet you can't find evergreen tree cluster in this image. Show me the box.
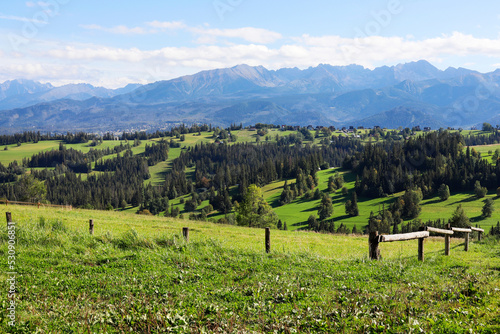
[345,131,500,198]
[165,138,360,203]
[143,140,169,166]
[0,161,24,183]
[24,142,133,173]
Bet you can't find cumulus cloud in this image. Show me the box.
[40,32,500,70]
[5,31,500,87]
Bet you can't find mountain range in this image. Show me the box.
[1,60,500,133]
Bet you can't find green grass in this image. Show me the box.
[0,140,130,166]
[1,204,499,332]
[469,144,500,163]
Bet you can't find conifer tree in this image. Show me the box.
[482,198,494,218]
[318,193,333,221]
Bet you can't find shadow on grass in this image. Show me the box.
[334,214,351,222]
[356,196,397,206]
[269,197,282,209]
[331,196,347,205]
[448,196,478,205]
[424,199,443,205]
[300,206,319,213]
[469,215,485,223]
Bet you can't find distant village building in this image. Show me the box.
[424,127,431,132]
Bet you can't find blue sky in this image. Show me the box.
[1,0,500,87]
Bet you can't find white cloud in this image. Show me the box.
[80,24,150,35]
[147,20,186,30]
[46,31,500,68]
[6,31,500,87]
[189,27,282,44]
[79,21,282,45]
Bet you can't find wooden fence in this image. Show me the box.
[4,212,486,261]
[369,225,484,261]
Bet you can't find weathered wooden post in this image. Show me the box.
[464,231,469,252]
[265,227,270,253]
[182,227,189,242]
[418,237,425,261]
[471,227,484,242]
[425,225,454,256]
[418,227,425,262]
[6,212,12,226]
[89,219,94,235]
[445,223,451,256]
[37,202,40,208]
[452,227,472,252]
[369,231,380,260]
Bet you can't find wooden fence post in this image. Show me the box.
[445,223,451,256]
[464,231,469,252]
[6,212,12,227]
[265,227,270,253]
[182,227,189,242]
[89,219,94,235]
[418,237,424,262]
[369,231,380,260]
[418,227,425,262]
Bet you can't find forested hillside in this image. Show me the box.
[2,124,500,235]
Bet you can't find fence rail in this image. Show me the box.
[370,224,485,261]
[3,211,486,260]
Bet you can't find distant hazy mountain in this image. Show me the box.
[0,79,53,101]
[0,80,142,111]
[1,60,500,133]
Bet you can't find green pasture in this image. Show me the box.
[0,204,499,332]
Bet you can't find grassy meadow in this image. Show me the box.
[0,204,500,332]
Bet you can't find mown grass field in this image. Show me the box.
[0,205,499,332]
